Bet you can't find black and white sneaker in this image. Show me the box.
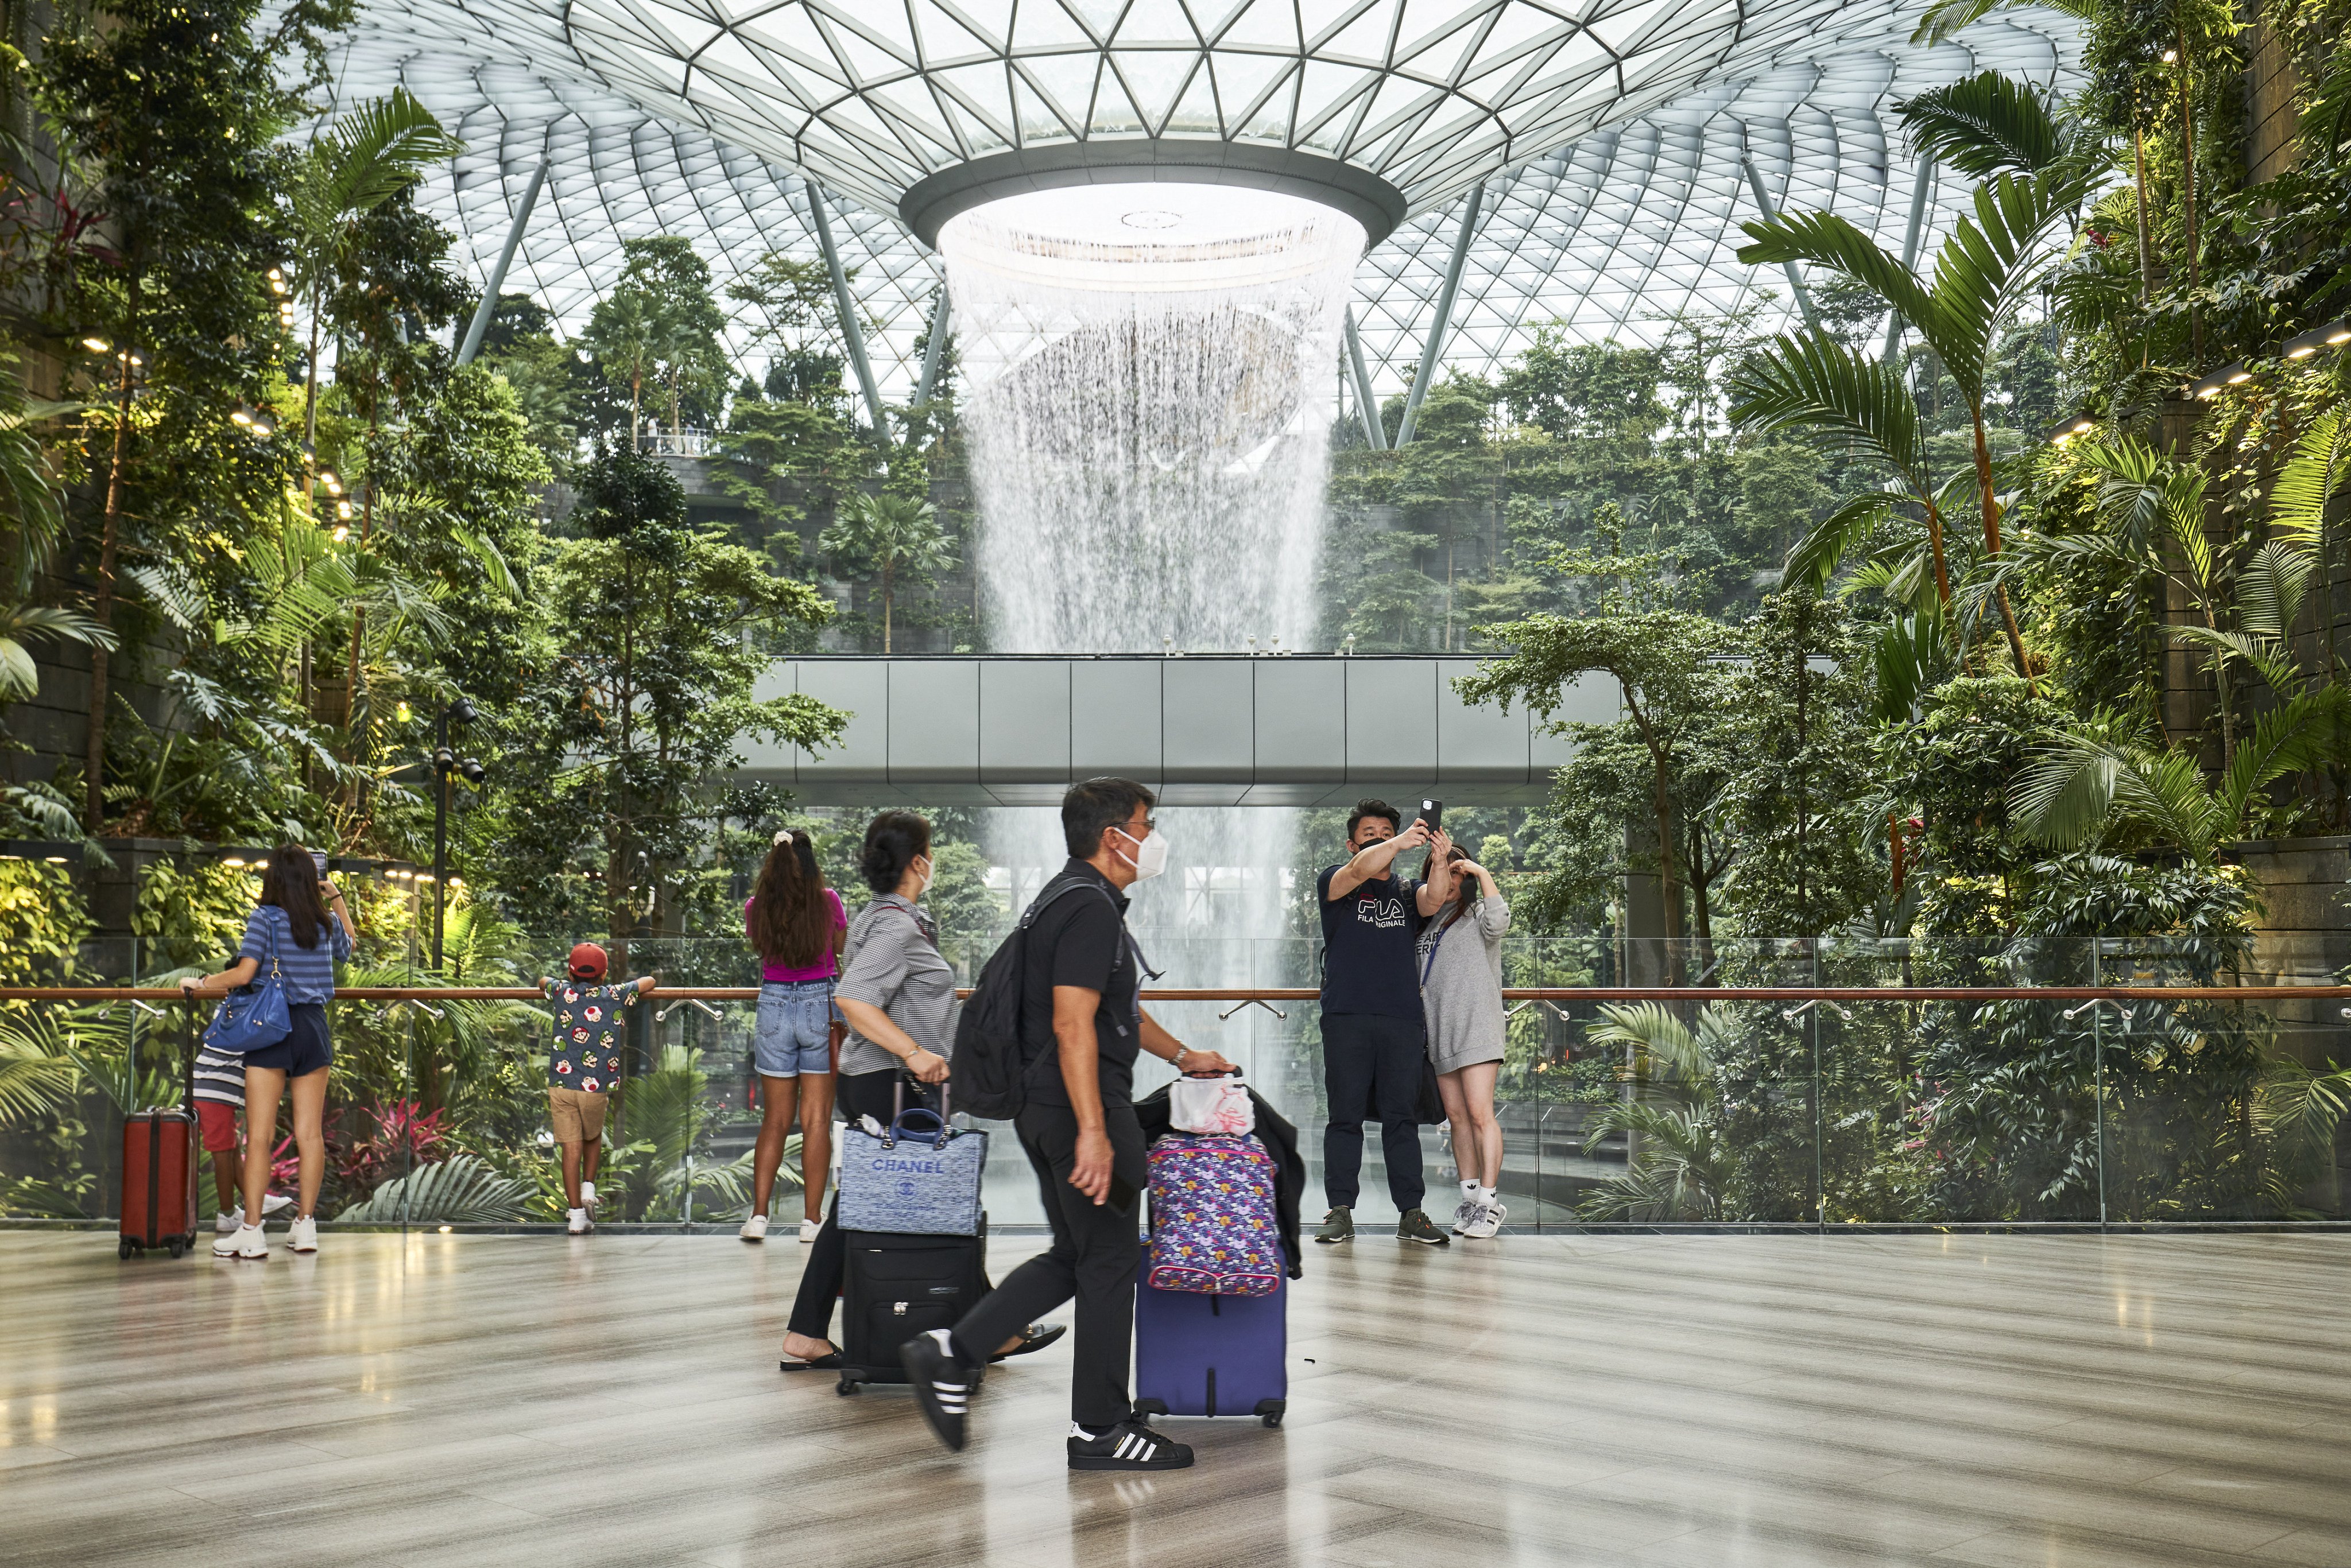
[900,1329,976,1452]
[1067,1419,1195,1472]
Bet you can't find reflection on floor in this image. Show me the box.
[3,1230,2348,1566]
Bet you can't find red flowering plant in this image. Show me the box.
[325,1100,450,1195]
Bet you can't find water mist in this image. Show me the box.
[940,183,1360,1005]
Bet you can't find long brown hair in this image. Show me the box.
[258,843,330,949]
[750,829,831,967]
[1433,846,1477,933]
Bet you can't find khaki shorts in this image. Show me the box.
[547,1086,609,1143]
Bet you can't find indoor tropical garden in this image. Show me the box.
[2,0,2349,1233]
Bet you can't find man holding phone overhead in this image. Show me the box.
[1314,798,1453,1247]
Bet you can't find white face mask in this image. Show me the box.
[1111,825,1171,882]
[912,856,934,896]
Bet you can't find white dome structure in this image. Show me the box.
[321,0,2082,398]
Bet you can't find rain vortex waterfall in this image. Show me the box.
[939,190,1360,1050]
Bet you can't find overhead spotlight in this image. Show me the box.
[336,500,354,519]
[332,525,350,542]
[2162,48,2178,61]
[231,409,252,426]
[2047,411,2097,444]
[82,337,110,352]
[2284,321,2351,359]
[251,418,273,437]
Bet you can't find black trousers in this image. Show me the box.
[951,1099,1145,1429]
[786,1069,958,1341]
[1322,1012,1428,1212]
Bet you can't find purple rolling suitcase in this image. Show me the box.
[1131,1280,1287,1427]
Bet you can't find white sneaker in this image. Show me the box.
[288,1216,318,1253]
[567,1208,592,1235]
[1462,1200,1505,1240]
[799,1219,820,1244]
[580,1181,598,1209]
[259,1193,294,1221]
[1449,1181,1479,1233]
[214,1224,268,1259]
[739,1213,767,1243]
[215,1209,241,1235]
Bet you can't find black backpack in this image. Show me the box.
[949,875,1118,1120]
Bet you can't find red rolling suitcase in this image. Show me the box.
[119,1006,200,1260]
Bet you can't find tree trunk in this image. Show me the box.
[881,563,893,654]
[84,285,138,830]
[303,280,323,484]
[1622,688,1686,985]
[2132,117,2156,304]
[2180,28,2199,362]
[1970,412,2035,684]
[343,472,376,812]
[630,368,642,451]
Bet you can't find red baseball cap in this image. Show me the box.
[567,942,608,981]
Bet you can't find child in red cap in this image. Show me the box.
[538,944,656,1233]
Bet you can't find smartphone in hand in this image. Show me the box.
[311,851,329,880]
[1419,798,1443,833]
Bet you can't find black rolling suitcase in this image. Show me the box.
[834,1221,988,1395]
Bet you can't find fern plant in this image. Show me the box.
[336,1152,531,1224]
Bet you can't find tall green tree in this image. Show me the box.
[38,0,351,828]
[819,491,953,653]
[499,447,843,941]
[285,88,463,453]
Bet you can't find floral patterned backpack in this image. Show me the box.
[1144,1132,1284,1296]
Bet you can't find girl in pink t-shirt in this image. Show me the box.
[742,829,848,1242]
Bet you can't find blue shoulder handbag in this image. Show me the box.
[203,913,293,1055]
[837,1081,986,1237]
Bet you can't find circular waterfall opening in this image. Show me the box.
[938,184,1364,658]
[939,185,1363,975]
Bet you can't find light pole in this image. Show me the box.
[430,697,485,970]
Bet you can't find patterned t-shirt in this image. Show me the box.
[543,980,640,1093]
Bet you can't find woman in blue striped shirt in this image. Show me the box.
[183,844,356,1260]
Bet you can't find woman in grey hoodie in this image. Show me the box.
[1417,847,1510,1237]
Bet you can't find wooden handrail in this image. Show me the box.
[4,985,2349,1004]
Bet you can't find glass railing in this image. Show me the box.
[3,935,2346,1231]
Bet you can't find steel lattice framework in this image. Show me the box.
[323,0,2081,399]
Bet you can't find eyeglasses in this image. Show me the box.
[1117,816,1157,837]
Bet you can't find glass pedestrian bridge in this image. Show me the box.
[740,654,1621,805]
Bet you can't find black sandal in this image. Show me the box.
[780,1344,844,1372]
[989,1322,1067,1363]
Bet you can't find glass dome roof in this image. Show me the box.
[325,0,2079,397]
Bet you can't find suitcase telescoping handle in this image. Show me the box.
[183,994,197,1119]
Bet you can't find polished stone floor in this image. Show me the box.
[2,1229,2348,1566]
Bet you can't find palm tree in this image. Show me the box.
[1733,83,2094,679]
[287,89,464,454]
[583,288,662,450]
[1575,1002,1733,1221]
[2008,698,2340,857]
[819,493,954,653]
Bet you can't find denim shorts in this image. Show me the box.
[241,1003,333,1077]
[754,980,834,1077]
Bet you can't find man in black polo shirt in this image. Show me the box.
[1315,798,1453,1247]
[904,777,1234,1471]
